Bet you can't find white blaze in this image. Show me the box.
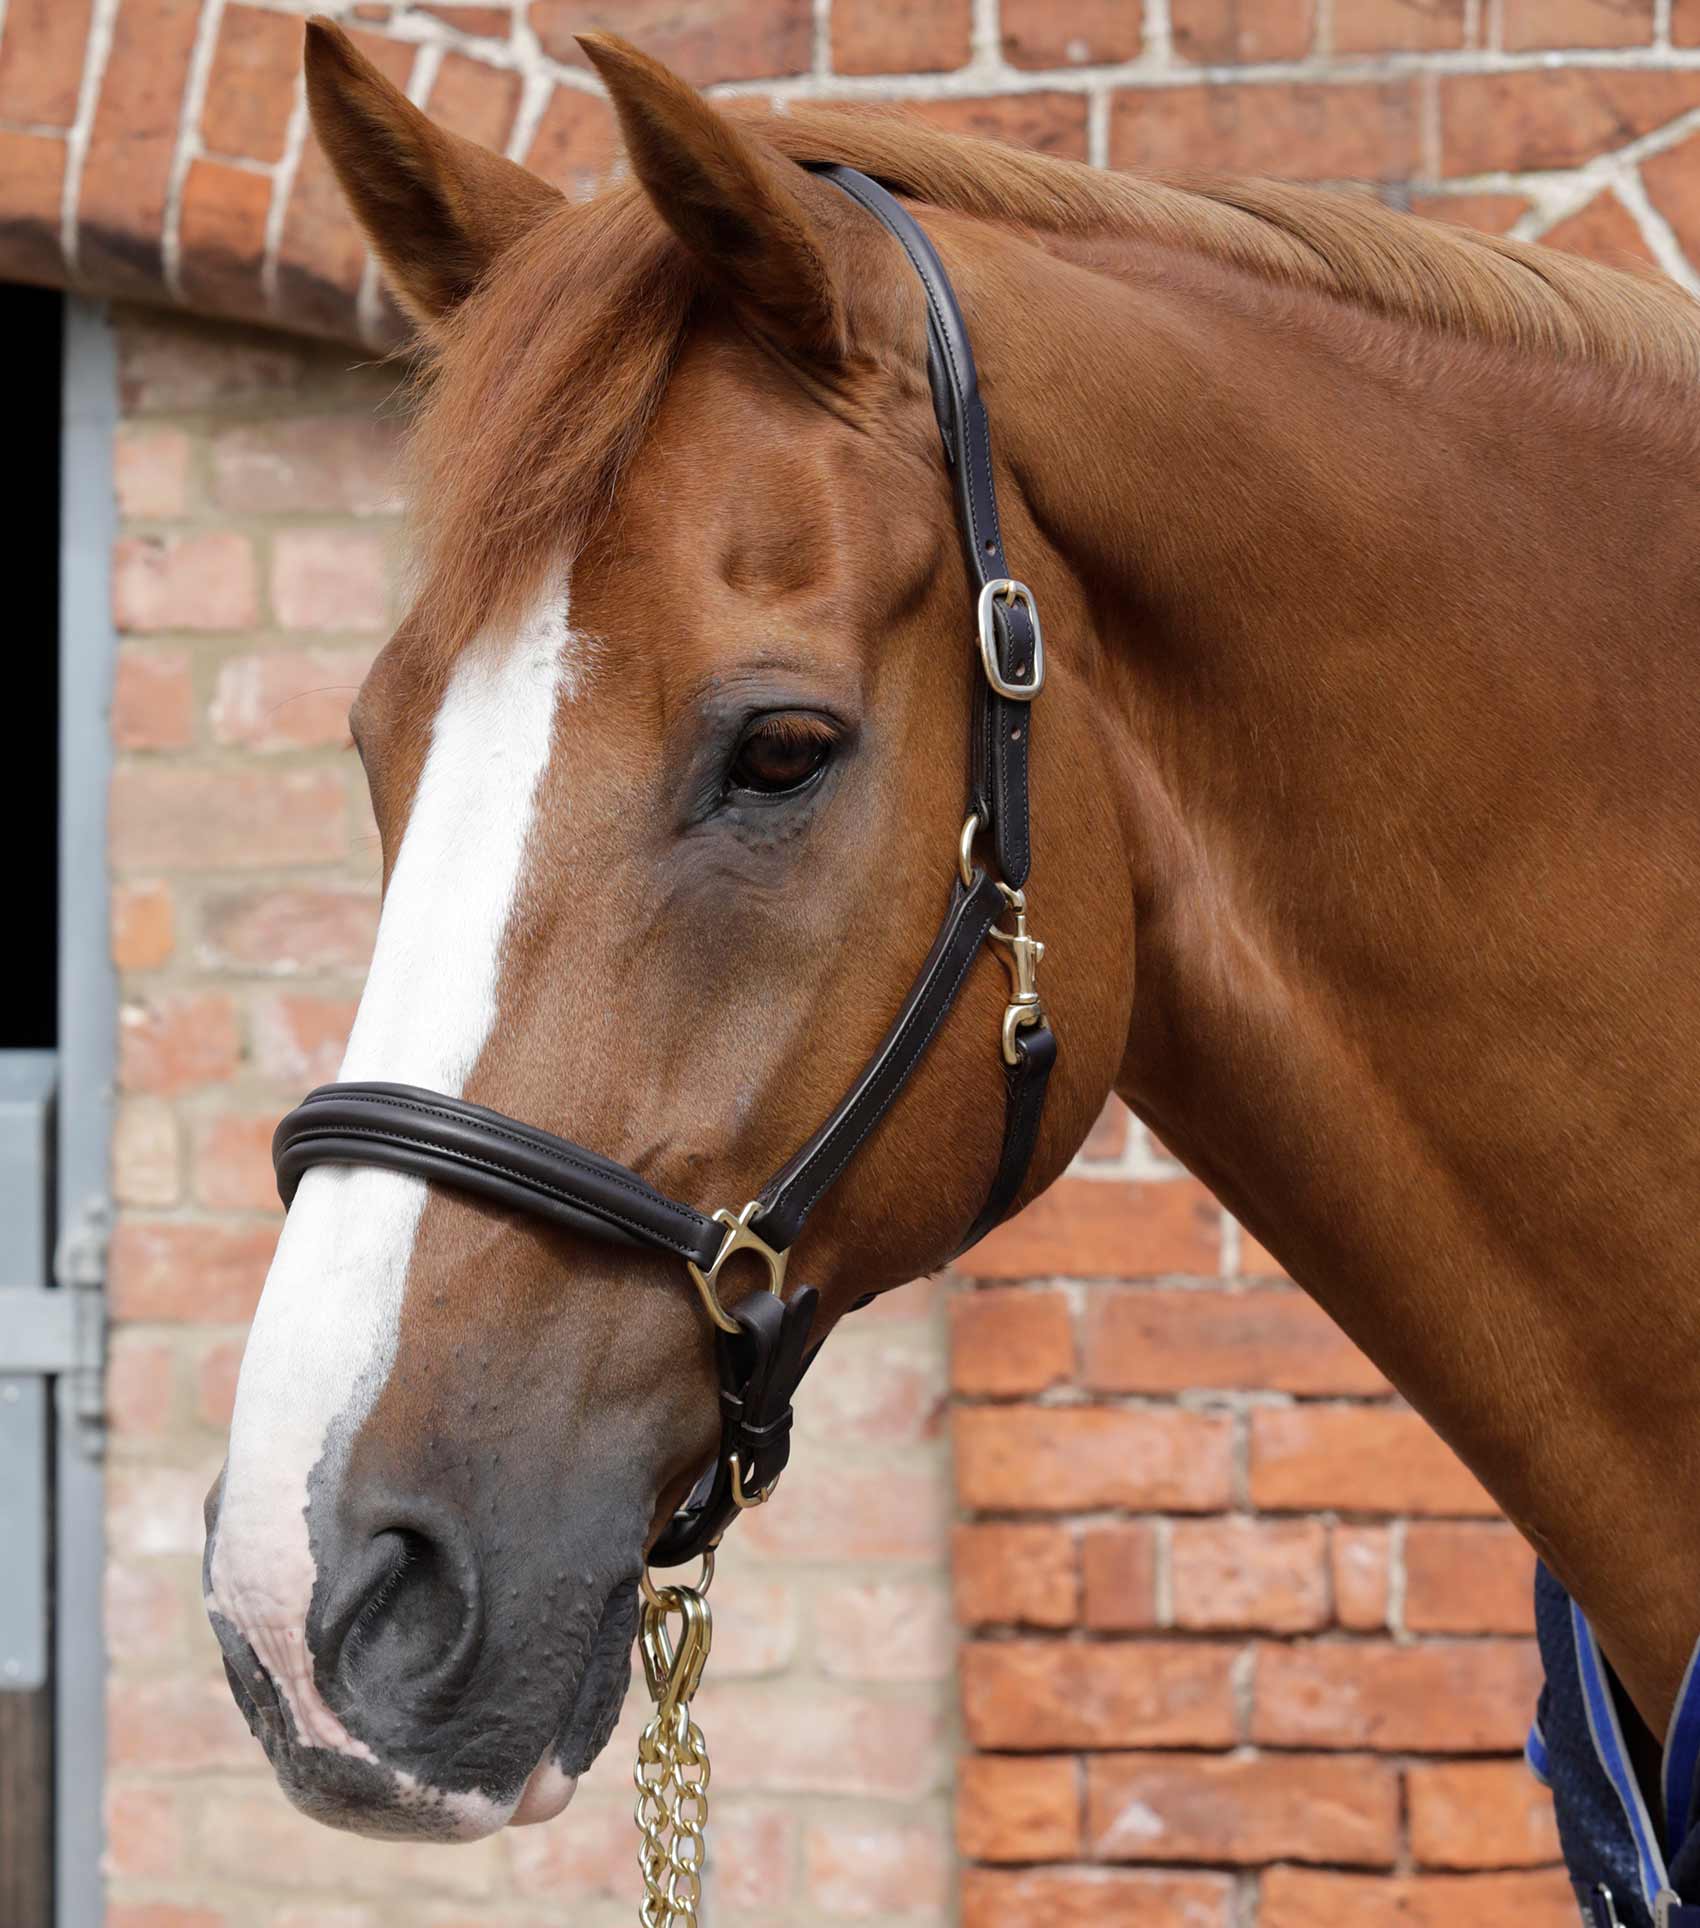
[207,586,576,1814]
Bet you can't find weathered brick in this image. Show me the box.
[1252,1639,1543,1751]
[1333,0,1467,52]
[113,880,176,970]
[105,1783,186,1880]
[110,767,348,870]
[1249,1406,1496,1515]
[1171,1517,1329,1633]
[1171,0,1312,63]
[962,1640,1239,1749]
[950,1287,1074,1395]
[957,1755,1081,1862]
[1679,0,1700,43]
[108,1906,227,1928]
[118,991,240,1095]
[530,0,812,83]
[114,531,258,632]
[739,1455,943,1561]
[1408,1758,1560,1870]
[1080,1097,1130,1162]
[178,159,275,321]
[1331,1524,1391,1630]
[1539,189,1663,273]
[109,1218,277,1321]
[107,1333,177,1436]
[695,1683,943,1798]
[1502,0,1653,47]
[832,0,970,73]
[1403,1521,1536,1633]
[1087,1751,1399,1865]
[1085,1286,1385,1394]
[804,1820,950,1916]
[526,83,619,199]
[701,1571,797,1677]
[115,425,190,519]
[1113,79,1419,183]
[1259,1866,1577,1926]
[271,528,390,632]
[1081,1521,1160,1632]
[201,6,303,162]
[0,0,94,126]
[200,885,377,974]
[193,1109,282,1212]
[1410,192,1534,235]
[0,129,68,284]
[955,1404,1233,1512]
[1003,0,1139,67]
[425,49,521,149]
[953,1522,1080,1629]
[114,647,194,750]
[191,1788,504,1895]
[109,1668,257,1771]
[209,648,376,751]
[420,6,514,35]
[106,1556,192,1658]
[78,0,202,295]
[250,992,359,1084]
[814,1579,952,1681]
[194,1334,245,1429]
[114,1099,181,1207]
[795,1333,946,1444]
[117,315,308,411]
[961,1866,1234,1927]
[963,1176,1219,1279]
[107,1463,212,1558]
[909,93,1090,161]
[1439,69,1700,177]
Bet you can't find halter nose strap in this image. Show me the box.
[269,164,1056,1569]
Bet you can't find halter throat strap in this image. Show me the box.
[270,165,1055,1567]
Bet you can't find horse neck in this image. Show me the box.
[1003,229,1700,1732]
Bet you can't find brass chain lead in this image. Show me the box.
[635,1564,715,1928]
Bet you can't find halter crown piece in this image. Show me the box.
[270,167,1056,1925]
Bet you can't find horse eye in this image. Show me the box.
[727,721,834,798]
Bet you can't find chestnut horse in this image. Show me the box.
[207,14,1700,1889]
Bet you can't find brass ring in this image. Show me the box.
[641,1547,715,1610]
[958,809,986,890]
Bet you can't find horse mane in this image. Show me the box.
[407,102,1700,668]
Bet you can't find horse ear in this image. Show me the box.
[578,34,847,363]
[304,17,561,327]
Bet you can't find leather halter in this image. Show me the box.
[271,166,1057,1567]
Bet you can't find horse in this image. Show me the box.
[204,18,1700,1918]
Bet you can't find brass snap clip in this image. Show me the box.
[989,884,1046,1065]
[684,1201,789,1335]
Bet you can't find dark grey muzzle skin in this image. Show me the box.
[203,1447,648,1840]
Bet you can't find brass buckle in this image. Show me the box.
[976,578,1044,700]
[989,883,1046,1065]
[684,1201,788,1335]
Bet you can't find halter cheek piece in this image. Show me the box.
[271,166,1057,1568]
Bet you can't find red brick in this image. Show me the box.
[107,1335,176,1437]
[250,992,358,1084]
[0,0,94,125]
[271,528,390,632]
[1088,1751,1399,1865]
[525,84,619,199]
[705,1571,797,1678]
[0,130,68,284]
[957,1755,1081,1862]
[195,1335,245,1428]
[113,531,257,632]
[421,5,513,34]
[999,0,1140,67]
[191,1788,504,1896]
[426,50,521,149]
[1172,0,1310,62]
[106,1556,192,1658]
[739,1458,942,1561]
[1643,129,1700,279]
[117,318,308,412]
[796,1331,945,1446]
[910,93,1090,162]
[112,880,175,970]
[114,1099,180,1206]
[1113,79,1418,183]
[107,1907,227,1928]
[116,425,190,519]
[114,647,194,750]
[1331,1524,1391,1630]
[834,0,969,73]
[1249,1406,1496,1515]
[1081,1521,1160,1632]
[105,1783,185,1879]
[1439,68,1700,177]
[964,1176,1219,1279]
[695,1684,942,1799]
[1408,1758,1560,1870]
[107,1465,211,1559]
[954,1523,1080,1629]
[814,1579,951,1681]
[530,0,811,83]
[961,1866,1234,1928]
[78,0,202,295]
[1259,1866,1577,1927]
[1172,1517,1329,1632]
[201,6,303,163]
[1085,1286,1385,1395]
[1543,188,1664,276]
[1252,1639,1543,1751]
[955,1405,1233,1512]
[1404,1521,1536,1633]
[962,1640,1238,1749]
[178,159,273,320]
[1080,1097,1130,1162]
[201,885,377,973]
[804,1821,949,1916]
[1333,0,1466,52]
[194,1110,282,1213]
[109,1218,277,1321]
[119,991,239,1094]
[1679,0,1700,43]
[110,767,348,870]
[950,1287,1073,1395]
[1502,0,1653,47]
[1410,192,1534,235]
[209,648,376,751]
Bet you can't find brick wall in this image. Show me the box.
[18,0,1700,1923]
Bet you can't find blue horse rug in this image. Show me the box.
[1531,1563,1700,1925]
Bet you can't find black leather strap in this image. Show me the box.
[952,1018,1055,1258]
[808,163,1035,889]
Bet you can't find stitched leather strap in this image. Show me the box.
[952,1017,1056,1259]
[809,163,1035,890]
